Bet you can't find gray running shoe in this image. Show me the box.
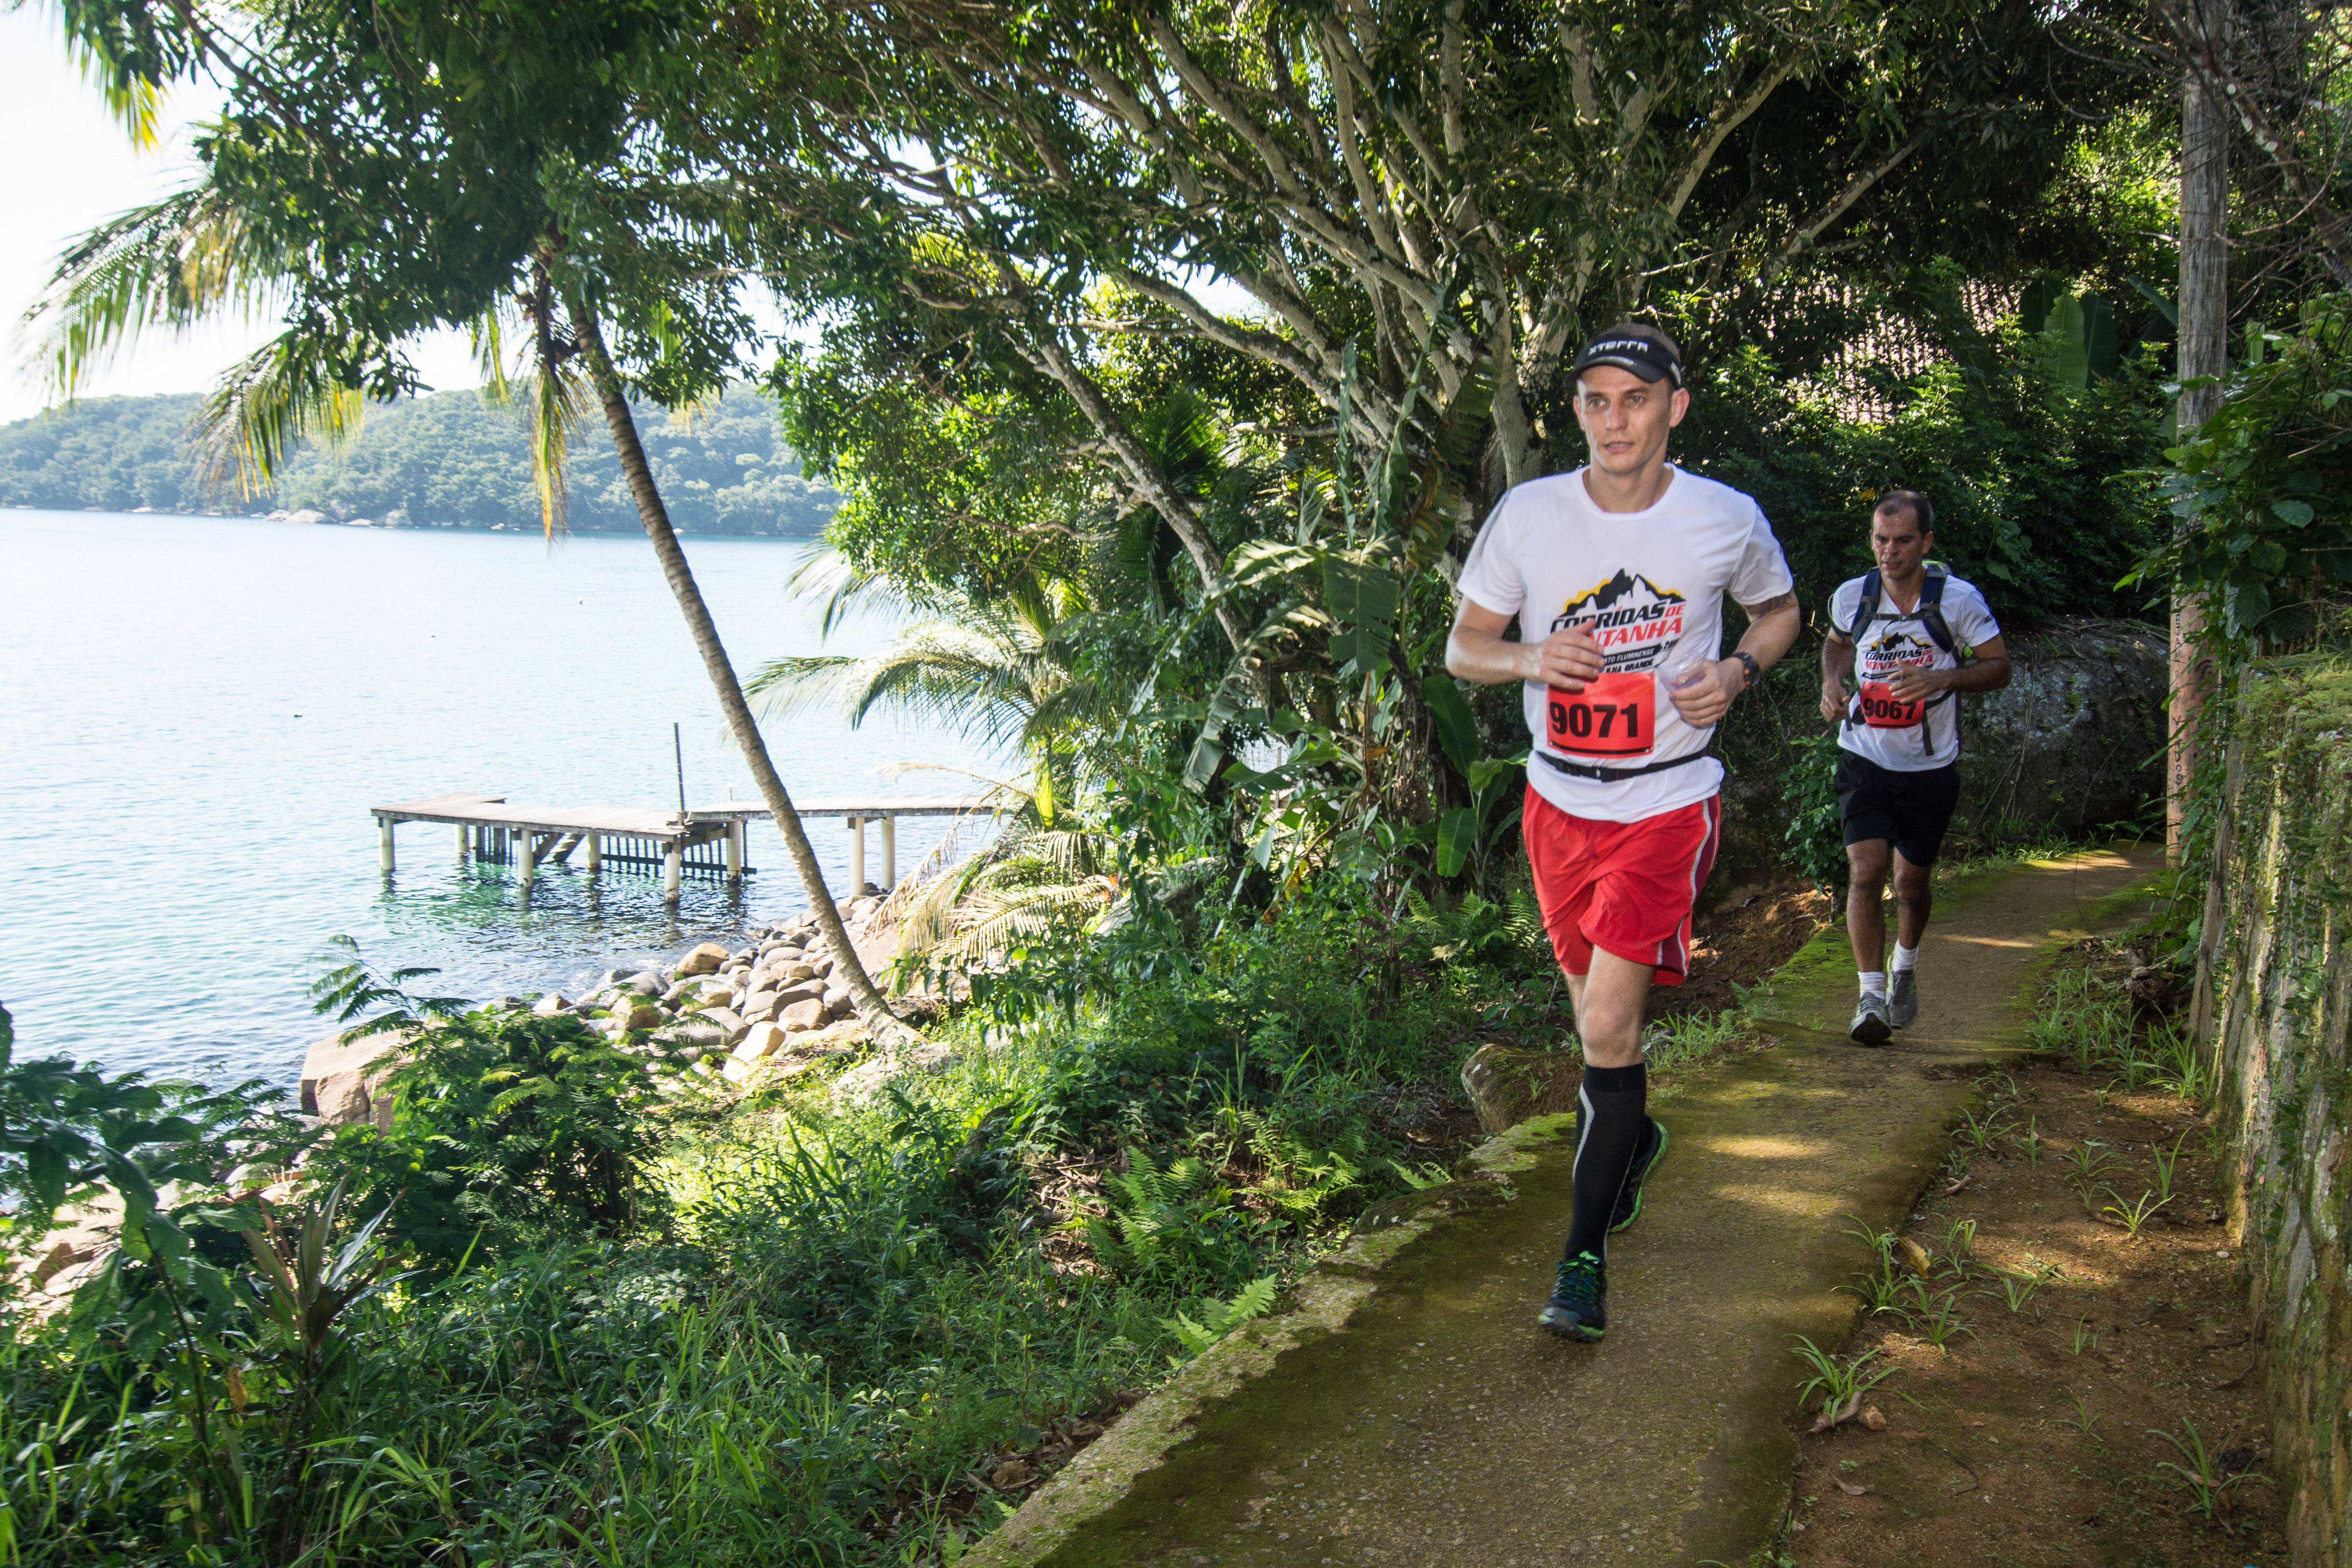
[1890,970,1919,1029]
[1849,993,1894,1046]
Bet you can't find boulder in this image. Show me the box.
[821,983,852,1013]
[1955,618,2168,837]
[772,980,825,1007]
[299,1028,408,1128]
[740,989,780,1022]
[779,998,827,1032]
[622,971,663,996]
[614,1001,663,1031]
[1459,1043,1581,1135]
[776,962,818,985]
[675,942,730,977]
[736,1021,790,1060]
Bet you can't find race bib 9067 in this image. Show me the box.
[1857,680,1923,729]
[1547,670,1655,758]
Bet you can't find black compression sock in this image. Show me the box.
[1562,1062,1648,1262]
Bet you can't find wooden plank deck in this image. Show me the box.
[370,792,997,895]
[371,793,991,831]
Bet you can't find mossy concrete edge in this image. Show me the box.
[963,1112,1573,1568]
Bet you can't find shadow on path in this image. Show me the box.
[973,847,2162,1568]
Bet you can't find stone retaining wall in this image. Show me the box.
[2193,656,2352,1565]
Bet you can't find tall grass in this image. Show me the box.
[0,881,1565,1564]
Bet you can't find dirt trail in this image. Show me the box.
[972,848,2161,1568]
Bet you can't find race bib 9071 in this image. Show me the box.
[1547,670,1655,758]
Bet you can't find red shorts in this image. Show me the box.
[1522,786,1721,985]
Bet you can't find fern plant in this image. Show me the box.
[1080,1148,1254,1283]
[1159,1274,1281,1360]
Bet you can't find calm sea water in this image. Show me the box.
[0,511,1000,1086]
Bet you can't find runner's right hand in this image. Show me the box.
[1818,685,1847,723]
[1533,624,1604,690]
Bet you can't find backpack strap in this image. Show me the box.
[1917,564,1958,656]
[1846,568,1884,643]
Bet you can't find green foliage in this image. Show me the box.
[1781,731,1851,894]
[1686,298,2169,624]
[1159,1274,1280,1361]
[0,385,839,534]
[304,942,686,1263]
[1790,1336,1899,1422]
[1082,1149,1261,1286]
[2148,1417,2260,1527]
[2141,294,2352,647]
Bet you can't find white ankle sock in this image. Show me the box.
[1858,971,1887,998]
[1892,943,1919,974]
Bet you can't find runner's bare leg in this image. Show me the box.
[1563,947,1654,1067]
[1844,837,1892,971]
[1892,849,1933,949]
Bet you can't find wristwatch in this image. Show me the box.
[1732,651,1763,690]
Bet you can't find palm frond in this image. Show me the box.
[195,333,367,496]
[784,544,924,634]
[528,352,592,538]
[25,186,286,402]
[743,654,864,722]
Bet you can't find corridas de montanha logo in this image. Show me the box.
[1550,569,1687,672]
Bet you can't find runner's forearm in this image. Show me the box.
[1821,634,1856,696]
[1732,599,1802,682]
[1447,620,1545,685]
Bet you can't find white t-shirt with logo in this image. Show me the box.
[1828,572,2001,772]
[1456,465,1795,824]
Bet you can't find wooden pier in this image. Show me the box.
[371,792,992,899]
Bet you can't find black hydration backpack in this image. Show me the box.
[1844,562,1965,753]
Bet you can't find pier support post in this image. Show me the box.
[848,816,866,894]
[725,820,744,882]
[379,818,396,873]
[662,840,682,901]
[584,833,601,873]
[519,832,543,889]
[457,823,469,860]
[881,816,896,890]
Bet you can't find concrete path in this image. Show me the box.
[972,848,2160,1568]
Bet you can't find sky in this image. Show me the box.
[0,5,474,426]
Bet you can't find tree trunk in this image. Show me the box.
[567,302,910,1044]
[2170,0,2230,863]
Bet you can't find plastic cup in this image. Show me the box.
[1663,652,1712,692]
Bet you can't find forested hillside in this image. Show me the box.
[0,384,838,535]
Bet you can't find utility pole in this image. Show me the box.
[2170,0,2229,861]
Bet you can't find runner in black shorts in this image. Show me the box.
[1819,493,2012,1044]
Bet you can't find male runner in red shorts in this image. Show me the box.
[1447,324,1801,1341]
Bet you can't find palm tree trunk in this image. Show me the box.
[567,302,909,1044]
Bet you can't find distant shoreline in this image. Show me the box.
[4,504,824,540]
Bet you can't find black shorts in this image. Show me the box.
[1835,751,1961,867]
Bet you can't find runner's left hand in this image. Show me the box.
[1886,667,1946,703]
[1668,658,1740,725]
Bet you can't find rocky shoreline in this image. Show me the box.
[302,886,913,1123]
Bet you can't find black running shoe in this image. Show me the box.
[1538,1251,1607,1342]
[1609,1117,1669,1233]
